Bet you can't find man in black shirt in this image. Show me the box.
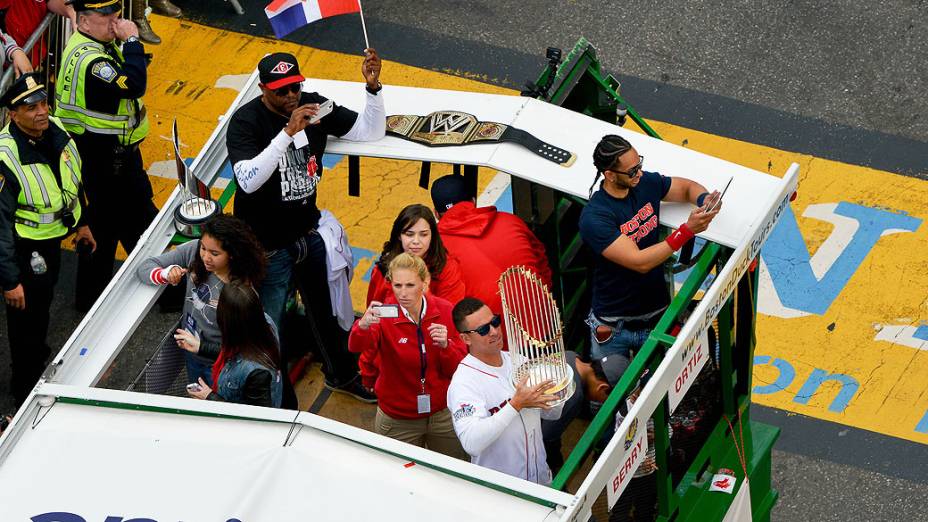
[579,135,720,362]
[226,51,385,402]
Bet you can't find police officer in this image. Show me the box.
[54,0,157,311]
[0,73,95,405]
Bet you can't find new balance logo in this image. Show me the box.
[428,112,470,134]
[398,337,409,344]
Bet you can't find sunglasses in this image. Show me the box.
[462,315,502,336]
[271,82,302,96]
[609,155,644,178]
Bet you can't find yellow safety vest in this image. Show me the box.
[0,118,83,240]
[54,31,149,145]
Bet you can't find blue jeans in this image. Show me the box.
[586,310,652,361]
[261,233,358,386]
[185,352,213,387]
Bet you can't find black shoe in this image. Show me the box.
[325,378,377,404]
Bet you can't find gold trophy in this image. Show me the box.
[499,266,575,405]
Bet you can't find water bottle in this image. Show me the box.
[30,251,47,275]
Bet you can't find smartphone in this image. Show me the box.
[372,304,400,318]
[707,177,733,213]
[308,99,334,124]
[186,383,202,393]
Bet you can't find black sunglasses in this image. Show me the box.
[609,155,644,178]
[272,83,302,96]
[462,315,502,336]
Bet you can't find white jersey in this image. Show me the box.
[446,353,564,485]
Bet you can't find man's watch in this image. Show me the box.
[125,36,140,44]
[365,82,382,95]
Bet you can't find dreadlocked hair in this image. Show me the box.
[589,134,633,197]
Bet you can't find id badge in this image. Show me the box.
[416,394,431,414]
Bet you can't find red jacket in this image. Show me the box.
[348,294,466,420]
[438,201,552,319]
[365,253,466,307]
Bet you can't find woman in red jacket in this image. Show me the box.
[350,253,467,458]
[366,204,465,306]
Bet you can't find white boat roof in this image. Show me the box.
[0,71,798,521]
[315,78,787,249]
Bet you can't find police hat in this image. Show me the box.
[67,0,122,14]
[0,73,48,109]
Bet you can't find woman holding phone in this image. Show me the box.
[187,279,283,408]
[137,214,266,386]
[349,253,467,458]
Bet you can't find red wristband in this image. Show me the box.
[666,223,695,251]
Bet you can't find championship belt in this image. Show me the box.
[386,111,576,167]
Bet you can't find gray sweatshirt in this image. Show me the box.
[136,240,225,361]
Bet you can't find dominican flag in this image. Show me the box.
[265,0,361,39]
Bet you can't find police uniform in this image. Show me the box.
[54,0,157,311]
[0,74,89,404]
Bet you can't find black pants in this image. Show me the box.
[6,238,61,405]
[75,146,158,311]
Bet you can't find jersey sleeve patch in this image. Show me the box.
[91,61,118,83]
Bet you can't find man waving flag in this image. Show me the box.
[265,0,363,39]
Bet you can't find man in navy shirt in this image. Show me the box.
[579,135,720,361]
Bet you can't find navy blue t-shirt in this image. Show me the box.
[579,171,673,318]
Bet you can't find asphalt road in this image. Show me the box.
[0,2,926,521]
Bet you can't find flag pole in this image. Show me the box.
[357,0,371,50]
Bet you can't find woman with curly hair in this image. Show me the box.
[367,204,465,306]
[137,213,266,386]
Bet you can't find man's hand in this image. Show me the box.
[165,266,187,286]
[73,225,96,253]
[509,376,556,411]
[361,48,381,90]
[685,198,721,234]
[358,301,383,330]
[3,284,24,310]
[428,322,449,348]
[284,104,321,136]
[112,19,140,41]
[10,50,32,78]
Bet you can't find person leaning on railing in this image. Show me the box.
[54,0,159,313]
[579,135,721,363]
[0,29,34,79]
[0,0,75,69]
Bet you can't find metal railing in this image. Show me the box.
[0,12,70,124]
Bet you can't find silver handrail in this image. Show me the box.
[0,12,57,93]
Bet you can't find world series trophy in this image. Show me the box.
[172,120,219,237]
[499,266,575,405]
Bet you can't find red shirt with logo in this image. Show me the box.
[348,294,466,419]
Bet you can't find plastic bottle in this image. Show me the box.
[30,251,47,275]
